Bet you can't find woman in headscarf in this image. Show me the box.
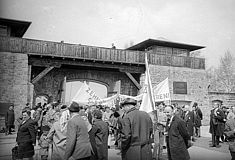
[47,106,69,160]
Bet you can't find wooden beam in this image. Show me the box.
[31,66,54,84]
[29,57,145,73]
[125,72,141,90]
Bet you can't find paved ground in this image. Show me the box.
[0,126,232,160]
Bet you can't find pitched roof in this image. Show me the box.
[127,38,205,51]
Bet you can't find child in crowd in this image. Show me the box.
[39,125,50,160]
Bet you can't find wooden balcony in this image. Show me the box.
[0,36,205,69]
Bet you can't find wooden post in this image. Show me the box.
[31,66,54,84]
[125,72,141,90]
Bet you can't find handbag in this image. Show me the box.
[12,145,19,160]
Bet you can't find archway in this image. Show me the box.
[65,80,108,104]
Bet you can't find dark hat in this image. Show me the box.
[69,102,82,112]
[212,99,223,105]
[121,98,137,107]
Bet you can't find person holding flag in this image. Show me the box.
[120,98,153,160]
[139,53,173,160]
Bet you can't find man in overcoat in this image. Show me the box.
[183,105,195,141]
[89,109,109,160]
[209,100,226,147]
[5,104,15,135]
[16,109,36,160]
[165,106,191,160]
[120,98,153,160]
[192,102,203,137]
[224,106,235,159]
[64,102,92,160]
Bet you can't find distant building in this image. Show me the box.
[0,17,31,37]
[127,39,212,124]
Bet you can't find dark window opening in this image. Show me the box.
[173,81,187,94]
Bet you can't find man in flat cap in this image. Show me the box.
[209,100,226,147]
[120,98,153,160]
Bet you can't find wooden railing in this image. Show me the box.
[0,36,205,69]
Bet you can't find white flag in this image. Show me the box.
[72,81,101,105]
[139,53,155,113]
[153,78,171,102]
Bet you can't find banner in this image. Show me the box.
[153,78,170,102]
[139,53,155,113]
[72,81,144,107]
[119,94,143,102]
[72,81,101,105]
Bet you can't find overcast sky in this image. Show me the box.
[1,0,235,68]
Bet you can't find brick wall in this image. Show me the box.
[0,52,29,126]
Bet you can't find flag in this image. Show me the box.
[153,77,171,102]
[139,53,155,113]
[72,81,101,105]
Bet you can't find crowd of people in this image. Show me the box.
[210,100,235,159]
[4,98,235,160]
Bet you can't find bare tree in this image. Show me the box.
[207,51,235,92]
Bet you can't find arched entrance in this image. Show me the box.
[65,80,108,104]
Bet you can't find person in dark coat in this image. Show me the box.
[16,109,36,160]
[64,102,92,160]
[221,106,228,142]
[183,105,195,141]
[209,100,226,147]
[120,98,153,160]
[192,102,203,137]
[5,104,15,135]
[224,106,235,159]
[165,105,191,160]
[89,109,109,160]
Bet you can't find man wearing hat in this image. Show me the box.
[120,98,153,160]
[64,102,92,160]
[209,100,226,147]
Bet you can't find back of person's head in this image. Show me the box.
[92,109,103,119]
[192,102,198,108]
[68,102,83,113]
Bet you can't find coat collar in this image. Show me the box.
[126,107,137,114]
[169,115,176,129]
[20,118,32,127]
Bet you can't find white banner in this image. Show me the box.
[119,94,143,102]
[153,78,170,102]
[72,81,143,107]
